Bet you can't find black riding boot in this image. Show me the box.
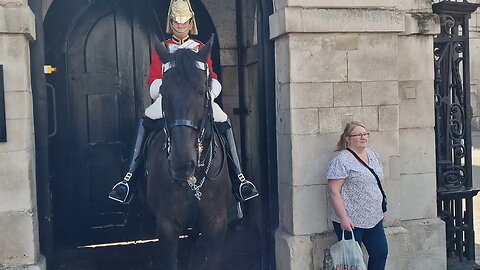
[109,118,147,204]
[218,119,259,202]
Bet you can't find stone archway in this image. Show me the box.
[38,0,278,269]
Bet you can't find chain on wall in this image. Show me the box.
[433,1,480,268]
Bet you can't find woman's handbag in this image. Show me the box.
[346,148,387,212]
[330,231,367,270]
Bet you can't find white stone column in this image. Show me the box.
[399,3,447,268]
[0,2,46,270]
[270,1,445,269]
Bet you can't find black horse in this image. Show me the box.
[143,36,231,270]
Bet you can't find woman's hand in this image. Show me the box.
[339,216,354,231]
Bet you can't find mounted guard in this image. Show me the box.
[108,0,259,205]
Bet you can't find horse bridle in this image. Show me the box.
[163,99,210,160]
[161,60,214,189]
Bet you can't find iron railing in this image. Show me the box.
[433,1,480,268]
[433,0,475,3]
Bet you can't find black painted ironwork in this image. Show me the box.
[433,0,473,3]
[0,65,5,142]
[433,1,480,268]
[432,0,474,4]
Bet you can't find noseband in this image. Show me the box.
[162,82,211,159]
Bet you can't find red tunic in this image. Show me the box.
[147,37,218,87]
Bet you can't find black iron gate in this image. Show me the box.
[433,1,480,268]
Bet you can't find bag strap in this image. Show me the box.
[342,230,356,242]
[346,148,386,199]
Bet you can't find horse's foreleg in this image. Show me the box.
[199,215,228,270]
[156,218,181,270]
[185,229,203,270]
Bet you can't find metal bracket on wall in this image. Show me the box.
[0,65,6,142]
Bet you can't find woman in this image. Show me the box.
[327,121,388,270]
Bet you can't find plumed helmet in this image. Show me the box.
[166,0,198,35]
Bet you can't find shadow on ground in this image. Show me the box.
[54,222,261,270]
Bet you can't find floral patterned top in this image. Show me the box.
[326,148,384,229]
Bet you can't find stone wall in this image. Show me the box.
[0,1,45,270]
[471,2,480,130]
[270,0,446,269]
[202,0,245,161]
[203,0,263,197]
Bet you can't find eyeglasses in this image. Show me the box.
[348,132,370,138]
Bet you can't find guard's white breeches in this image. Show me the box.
[144,93,228,122]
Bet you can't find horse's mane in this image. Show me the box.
[172,49,208,90]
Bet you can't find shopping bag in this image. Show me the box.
[330,231,367,270]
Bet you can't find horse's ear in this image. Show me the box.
[154,35,173,63]
[197,34,214,62]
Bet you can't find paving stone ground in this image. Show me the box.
[54,221,262,270]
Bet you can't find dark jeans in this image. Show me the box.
[333,220,388,270]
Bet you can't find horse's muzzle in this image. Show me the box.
[167,158,196,181]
